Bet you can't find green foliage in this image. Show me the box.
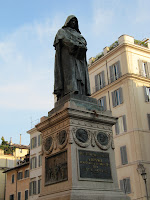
[0,137,15,155]
[91,52,104,64]
[134,39,148,47]
[109,41,119,51]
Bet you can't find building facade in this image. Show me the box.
[4,154,30,200]
[27,127,42,200]
[0,143,29,200]
[88,35,150,200]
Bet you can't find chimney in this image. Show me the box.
[20,134,21,145]
[10,137,12,145]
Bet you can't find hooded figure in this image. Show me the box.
[54,15,91,100]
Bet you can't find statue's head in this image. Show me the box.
[63,15,81,33]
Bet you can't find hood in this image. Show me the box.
[62,15,81,33]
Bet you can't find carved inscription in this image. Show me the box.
[45,151,68,185]
[79,150,112,180]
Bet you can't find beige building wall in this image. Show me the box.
[5,163,30,200]
[0,146,29,200]
[89,35,150,200]
[27,127,42,200]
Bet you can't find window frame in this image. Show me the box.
[18,192,21,200]
[12,174,15,183]
[120,177,131,194]
[25,190,28,200]
[120,145,128,165]
[17,171,23,180]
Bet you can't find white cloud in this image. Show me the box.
[91,0,115,36]
[0,17,63,111]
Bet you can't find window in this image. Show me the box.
[95,71,105,92]
[19,149,22,153]
[18,192,21,200]
[98,96,107,111]
[38,134,42,146]
[115,115,127,134]
[29,181,36,196]
[12,174,14,183]
[24,170,29,178]
[120,178,131,194]
[38,179,41,194]
[10,194,14,200]
[144,86,150,102]
[30,157,37,169]
[17,172,23,180]
[147,114,150,130]
[111,88,123,107]
[38,155,42,167]
[25,190,28,200]
[138,60,150,78]
[109,61,121,83]
[120,146,128,165]
[31,137,37,149]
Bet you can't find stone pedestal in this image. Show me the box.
[36,94,130,200]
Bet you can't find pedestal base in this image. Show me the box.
[36,94,130,200]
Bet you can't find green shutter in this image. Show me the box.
[111,91,115,107]
[95,75,99,92]
[117,61,121,78]
[119,87,123,104]
[109,65,114,83]
[101,71,105,87]
[123,115,127,132]
[115,120,119,135]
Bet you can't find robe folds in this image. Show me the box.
[53,25,91,99]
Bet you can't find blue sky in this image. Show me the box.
[0,0,150,145]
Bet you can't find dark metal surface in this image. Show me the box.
[45,151,68,185]
[79,150,112,180]
[54,15,91,101]
[97,132,108,146]
[76,129,88,143]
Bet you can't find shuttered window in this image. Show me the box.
[120,178,131,194]
[30,157,37,169]
[95,71,105,92]
[31,137,37,149]
[109,61,121,83]
[98,96,107,111]
[115,115,127,135]
[144,86,150,102]
[24,170,29,178]
[25,190,28,200]
[12,174,14,183]
[147,114,150,130]
[17,172,23,180]
[38,179,41,194]
[38,134,42,146]
[38,155,42,167]
[10,194,14,200]
[111,87,123,107]
[120,146,128,165]
[18,192,21,200]
[29,181,36,196]
[138,60,150,78]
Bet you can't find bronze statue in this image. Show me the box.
[53,15,91,100]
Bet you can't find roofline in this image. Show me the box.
[3,162,29,173]
[88,40,150,71]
